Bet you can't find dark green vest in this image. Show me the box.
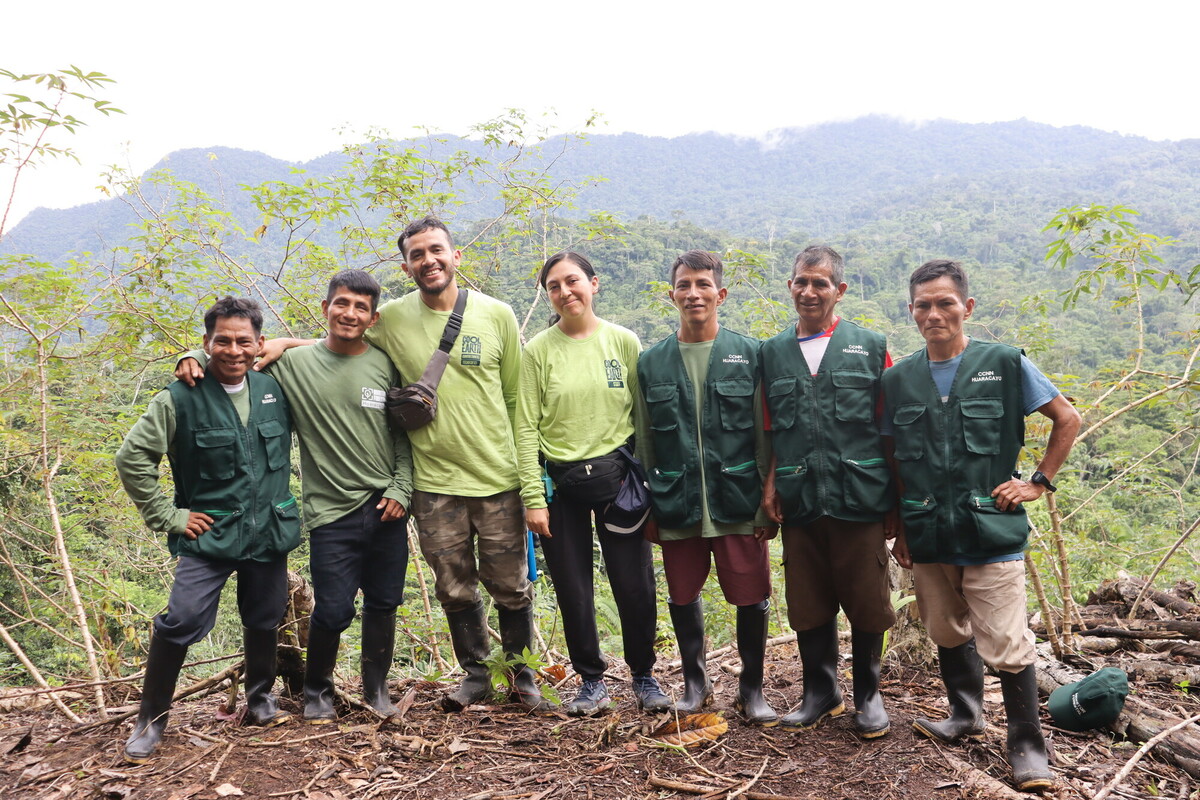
[882,339,1027,563]
[761,319,893,525]
[637,327,761,528]
[166,371,300,562]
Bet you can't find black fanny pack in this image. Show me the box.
[385,289,467,431]
[546,451,626,506]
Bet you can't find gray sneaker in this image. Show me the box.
[565,679,612,717]
[632,674,674,712]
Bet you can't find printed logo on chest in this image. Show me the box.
[361,387,386,409]
[842,344,869,356]
[460,335,482,367]
[604,358,625,388]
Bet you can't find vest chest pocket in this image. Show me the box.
[960,398,1004,455]
[194,428,236,480]
[832,371,875,424]
[891,404,927,461]
[767,376,798,430]
[645,383,680,432]
[258,418,288,470]
[714,379,754,431]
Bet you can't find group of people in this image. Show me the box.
[116,216,1081,793]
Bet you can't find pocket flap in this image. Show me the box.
[960,398,1003,419]
[768,376,796,397]
[646,383,677,403]
[195,428,236,448]
[831,371,872,389]
[713,379,754,398]
[893,403,926,425]
[258,419,286,438]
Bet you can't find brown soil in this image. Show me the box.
[2,645,1195,800]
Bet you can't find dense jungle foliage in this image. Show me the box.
[0,73,1196,703]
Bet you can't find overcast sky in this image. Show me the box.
[4,0,1198,228]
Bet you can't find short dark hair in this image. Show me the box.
[537,251,596,289]
[327,269,381,312]
[670,250,724,287]
[397,216,454,261]
[204,296,263,336]
[909,259,969,301]
[793,245,845,285]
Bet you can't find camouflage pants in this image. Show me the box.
[411,489,533,613]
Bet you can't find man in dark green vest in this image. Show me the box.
[637,250,779,727]
[761,246,896,739]
[116,297,301,763]
[883,260,1080,792]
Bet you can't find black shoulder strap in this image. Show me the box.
[437,289,468,353]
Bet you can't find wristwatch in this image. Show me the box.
[1029,470,1057,493]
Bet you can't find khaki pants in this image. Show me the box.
[782,517,895,634]
[912,559,1035,673]
[412,489,533,613]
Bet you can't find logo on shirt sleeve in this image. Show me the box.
[605,359,625,388]
[361,387,386,409]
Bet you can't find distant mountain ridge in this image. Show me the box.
[5,115,1195,265]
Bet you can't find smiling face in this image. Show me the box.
[909,275,975,356]
[322,287,378,345]
[401,227,460,296]
[789,261,847,335]
[203,315,263,385]
[669,265,727,334]
[544,257,599,321]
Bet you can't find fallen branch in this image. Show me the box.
[1031,617,1200,642]
[646,774,814,800]
[1094,713,1200,800]
[941,752,1030,800]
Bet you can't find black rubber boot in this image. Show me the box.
[361,610,398,717]
[999,665,1054,793]
[442,602,493,712]
[668,599,713,714]
[734,600,778,727]
[851,629,889,739]
[913,638,986,743]
[780,620,845,728]
[497,605,556,712]
[243,627,290,727]
[124,637,188,764]
[302,625,340,724]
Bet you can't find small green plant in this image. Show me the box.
[1176,678,1191,695]
[881,590,919,655]
[482,647,561,706]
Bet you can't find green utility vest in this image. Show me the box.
[166,371,300,562]
[761,320,892,526]
[637,327,761,528]
[882,340,1027,563]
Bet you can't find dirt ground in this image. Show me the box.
[2,643,1197,800]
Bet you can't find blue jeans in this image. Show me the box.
[309,492,409,632]
[153,555,288,646]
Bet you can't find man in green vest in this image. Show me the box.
[175,271,414,723]
[116,297,301,763]
[760,245,896,739]
[637,250,779,727]
[883,260,1081,792]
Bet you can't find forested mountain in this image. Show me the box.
[7,116,1199,268]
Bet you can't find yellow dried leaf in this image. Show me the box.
[651,713,728,747]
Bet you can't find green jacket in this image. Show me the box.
[166,371,300,562]
[637,328,762,528]
[882,339,1027,563]
[761,320,893,525]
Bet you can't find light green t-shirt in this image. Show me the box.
[516,319,642,509]
[115,383,250,535]
[187,344,413,530]
[366,290,522,497]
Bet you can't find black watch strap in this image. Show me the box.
[1030,470,1057,493]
